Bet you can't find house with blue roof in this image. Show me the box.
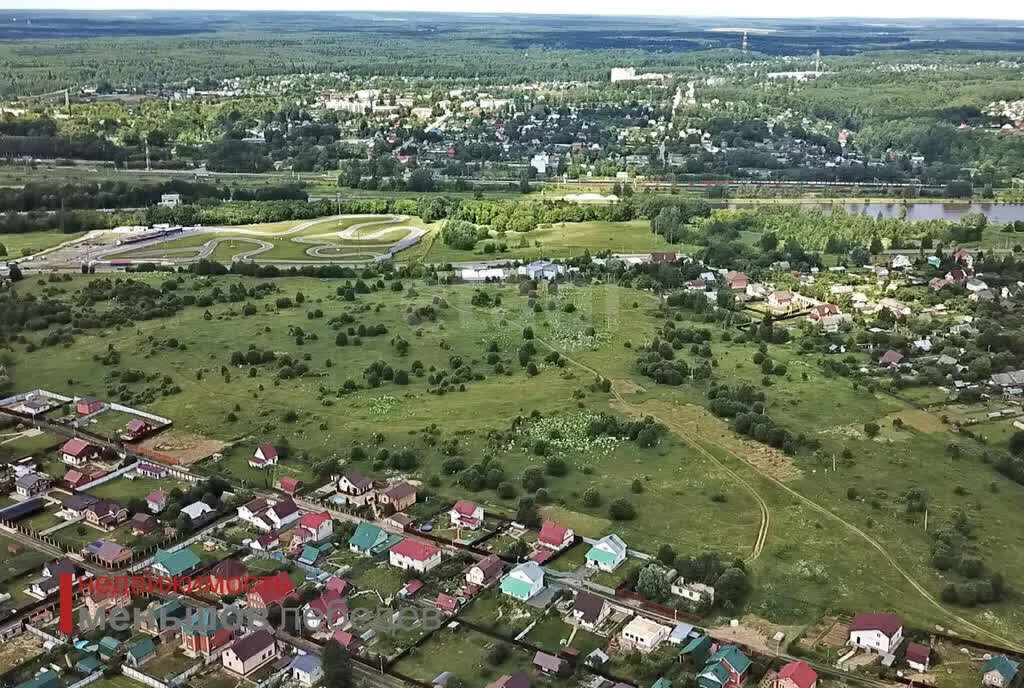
[290,654,323,687]
[983,655,1019,687]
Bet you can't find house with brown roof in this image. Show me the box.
[336,470,376,505]
[533,651,569,677]
[131,513,158,535]
[486,674,531,688]
[378,482,416,512]
[466,554,504,586]
[61,438,101,466]
[249,444,279,469]
[121,418,152,440]
[64,470,90,490]
[85,500,128,528]
[93,540,132,566]
[205,559,249,595]
[848,612,903,654]
[905,643,930,672]
[221,630,279,676]
[569,591,610,632]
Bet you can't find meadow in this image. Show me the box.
[0,231,87,258]
[7,267,1024,648]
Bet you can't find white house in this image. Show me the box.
[570,591,610,632]
[466,555,504,585]
[290,654,323,687]
[181,501,214,521]
[294,511,333,543]
[670,578,715,605]
[459,267,508,282]
[530,152,549,175]
[890,254,913,270]
[848,612,903,654]
[517,260,565,280]
[249,444,279,469]
[449,501,484,529]
[389,539,442,573]
[537,521,574,551]
[619,615,670,653]
[500,561,545,601]
[585,534,627,571]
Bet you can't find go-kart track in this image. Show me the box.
[92,215,426,267]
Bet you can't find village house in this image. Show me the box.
[15,472,50,498]
[436,593,459,615]
[181,608,234,658]
[619,615,670,653]
[466,554,504,585]
[249,444,279,468]
[85,500,128,528]
[205,558,249,595]
[126,638,157,668]
[389,539,442,573]
[139,599,187,640]
[120,418,152,441]
[878,350,905,367]
[146,490,168,513]
[537,521,574,551]
[130,513,158,535]
[765,660,817,688]
[807,303,840,323]
[181,500,214,523]
[767,290,793,311]
[136,463,168,479]
[93,540,132,567]
[349,523,389,556]
[671,578,715,605]
[848,612,903,654]
[518,260,565,280]
[377,482,417,512]
[245,498,299,532]
[533,651,569,677]
[151,548,201,578]
[293,511,333,544]
[331,630,364,655]
[290,654,323,687]
[569,591,610,632]
[221,629,279,676]
[278,477,301,496]
[336,470,376,505]
[486,674,531,688]
[85,585,131,617]
[745,283,767,300]
[954,248,975,270]
[30,558,80,597]
[905,643,930,673]
[63,470,90,490]
[585,534,627,571]
[76,397,104,415]
[500,561,545,601]
[449,500,484,529]
[698,645,751,688]
[60,438,101,466]
[303,588,348,630]
[982,656,1019,687]
[247,570,298,609]
[725,271,749,292]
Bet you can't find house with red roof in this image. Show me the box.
[76,397,104,415]
[303,588,348,631]
[953,249,974,270]
[537,521,574,551]
[325,577,347,596]
[146,490,168,513]
[848,612,903,654]
[64,470,89,490]
[61,438,101,466]
[331,631,363,655]
[121,418,152,441]
[247,570,298,609]
[389,539,442,573]
[181,608,234,659]
[878,350,904,367]
[766,660,818,688]
[725,271,749,292]
[449,501,484,529]
[435,593,459,614]
[136,463,168,479]
[905,643,930,672]
[249,444,279,468]
[397,579,424,599]
[294,511,333,544]
[278,477,301,495]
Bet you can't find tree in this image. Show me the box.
[322,640,354,688]
[636,564,669,601]
[582,487,602,507]
[714,567,750,604]
[608,499,636,521]
[863,422,880,438]
[516,497,540,527]
[657,544,676,566]
[1010,431,1024,457]
[521,467,545,492]
[545,457,568,476]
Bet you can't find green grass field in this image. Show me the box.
[0,231,86,258]
[7,269,1024,647]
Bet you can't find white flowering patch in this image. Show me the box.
[521,411,621,459]
[370,395,398,415]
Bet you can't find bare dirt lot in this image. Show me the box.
[612,379,646,396]
[879,409,945,434]
[134,430,225,465]
[0,632,46,672]
[619,399,802,482]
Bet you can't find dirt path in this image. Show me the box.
[435,293,1024,651]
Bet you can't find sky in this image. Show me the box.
[5,1,1024,20]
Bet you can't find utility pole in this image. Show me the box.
[145,139,151,172]
[64,88,70,117]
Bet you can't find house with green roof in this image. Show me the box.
[14,671,60,688]
[585,534,627,572]
[75,655,103,675]
[348,523,387,556]
[698,645,750,688]
[651,679,673,688]
[151,547,201,577]
[127,638,157,668]
[680,634,712,665]
[298,545,321,565]
[499,561,544,601]
[98,636,126,660]
[983,655,1019,687]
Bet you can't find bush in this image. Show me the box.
[864,422,880,438]
[582,487,602,507]
[608,498,636,520]
[545,457,568,476]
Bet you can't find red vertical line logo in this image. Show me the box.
[59,572,73,633]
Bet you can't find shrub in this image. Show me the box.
[609,498,636,520]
